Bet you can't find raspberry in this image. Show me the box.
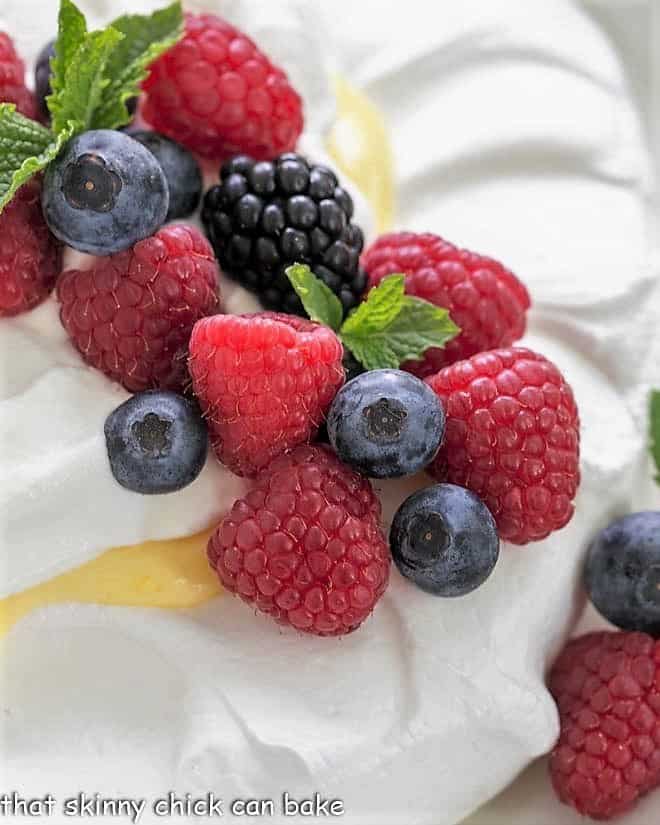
[426,347,580,544]
[0,179,61,317]
[57,224,220,393]
[549,631,660,820]
[189,312,344,478]
[208,444,390,636]
[202,153,366,317]
[0,32,38,119]
[142,12,303,160]
[362,232,530,377]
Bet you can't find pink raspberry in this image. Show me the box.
[208,444,390,636]
[142,13,303,160]
[57,224,220,393]
[0,32,38,120]
[0,179,61,317]
[362,232,530,377]
[189,312,344,477]
[549,631,660,820]
[426,347,580,544]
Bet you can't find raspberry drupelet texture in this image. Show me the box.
[189,312,344,477]
[0,179,61,317]
[141,12,303,160]
[0,32,38,120]
[549,631,660,820]
[202,153,366,317]
[208,444,390,636]
[426,347,580,544]
[362,232,530,377]
[58,224,220,393]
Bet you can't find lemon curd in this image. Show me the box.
[0,79,394,637]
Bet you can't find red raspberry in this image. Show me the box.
[362,232,530,378]
[208,444,390,636]
[0,32,38,119]
[0,179,61,317]
[426,347,580,544]
[57,224,220,393]
[189,312,344,478]
[549,631,660,820]
[142,13,303,160]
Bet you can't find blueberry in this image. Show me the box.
[34,40,55,121]
[105,391,208,495]
[391,484,500,597]
[585,512,660,635]
[327,369,445,478]
[130,130,202,221]
[42,130,169,256]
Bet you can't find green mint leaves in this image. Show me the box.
[0,105,73,209]
[650,390,660,484]
[50,27,123,135]
[286,263,345,332]
[286,264,460,371]
[92,3,184,130]
[47,0,88,132]
[0,0,183,213]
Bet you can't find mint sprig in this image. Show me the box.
[286,264,460,371]
[286,263,344,331]
[92,2,183,130]
[51,27,123,135]
[650,390,660,484]
[0,106,74,209]
[47,0,88,128]
[0,0,183,214]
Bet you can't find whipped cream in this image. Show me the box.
[1,2,658,824]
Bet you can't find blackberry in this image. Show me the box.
[202,153,367,317]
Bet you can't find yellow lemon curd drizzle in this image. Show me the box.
[0,78,394,637]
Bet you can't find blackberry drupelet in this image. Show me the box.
[202,153,367,317]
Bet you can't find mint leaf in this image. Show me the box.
[48,0,88,120]
[651,390,660,484]
[340,278,460,371]
[0,105,72,210]
[91,1,183,130]
[286,264,344,331]
[341,275,406,339]
[375,295,459,367]
[50,27,123,135]
[286,268,461,371]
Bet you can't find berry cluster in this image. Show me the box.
[1,8,583,650]
[546,512,660,821]
[8,10,660,825]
